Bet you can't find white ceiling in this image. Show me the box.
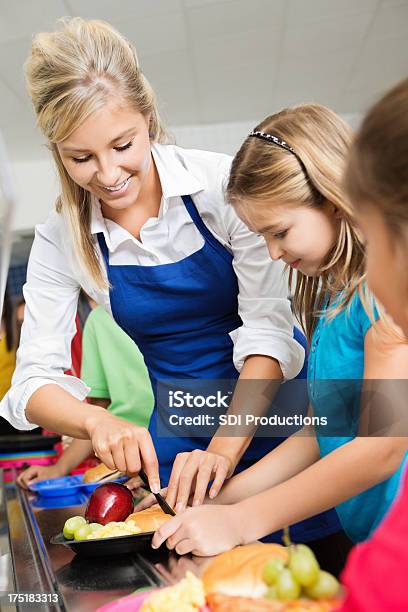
[0,0,407,161]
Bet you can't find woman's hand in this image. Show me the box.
[166,449,233,513]
[151,504,244,557]
[17,464,64,489]
[85,412,161,493]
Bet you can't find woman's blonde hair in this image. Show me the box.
[24,17,167,289]
[226,104,368,341]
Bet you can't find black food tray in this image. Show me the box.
[51,531,156,557]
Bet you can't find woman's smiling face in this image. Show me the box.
[242,202,339,277]
[56,100,152,212]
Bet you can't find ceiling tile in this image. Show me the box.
[0,86,45,161]
[0,79,31,126]
[65,0,183,20]
[196,64,276,123]
[185,0,285,40]
[287,0,378,26]
[140,48,196,88]
[367,1,408,40]
[379,0,408,7]
[192,28,280,77]
[182,0,219,7]
[0,37,33,101]
[139,49,199,125]
[282,11,374,58]
[0,0,67,44]
[159,85,200,125]
[339,88,384,113]
[274,48,357,111]
[113,11,188,57]
[346,34,408,93]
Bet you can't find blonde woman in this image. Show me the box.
[0,18,337,544]
[151,105,408,566]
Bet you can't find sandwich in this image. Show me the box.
[202,543,289,599]
[82,462,121,483]
[125,506,172,532]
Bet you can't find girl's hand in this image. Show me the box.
[151,504,244,557]
[166,450,233,513]
[85,412,160,493]
[17,464,64,489]
[125,476,144,493]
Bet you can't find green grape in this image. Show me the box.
[63,526,74,540]
[88,523,103,533]
[262,558,286,585]
[264,585,278,600]
[63,516,86,539]
[294,544,316,558]
[304,570,340,599]
[276,569,301,600]
[74,524,92,540]
[289,546,320,587]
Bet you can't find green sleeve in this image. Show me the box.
[80,310,109,399]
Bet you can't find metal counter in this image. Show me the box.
[0,471,212,612]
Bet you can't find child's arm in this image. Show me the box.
[135,419,320,511]
[210,426,320,504]
[233,322,408,540]
[17,438,95,488]
[235,434,407,543]
[152,435,408,555]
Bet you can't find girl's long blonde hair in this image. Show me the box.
[226,104,368,341]
[24,17,167,289]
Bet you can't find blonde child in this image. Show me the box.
[151,105,408,565]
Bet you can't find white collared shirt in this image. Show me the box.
[1,143,304,430]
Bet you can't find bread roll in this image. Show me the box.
[83,462,119,483]
[207,593,339,611]
[125,506,172,532]
[206,592,284,611]
[202,543,288,599]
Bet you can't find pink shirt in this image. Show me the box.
[339,468,408,611]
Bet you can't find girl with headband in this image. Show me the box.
[151,104,408,564]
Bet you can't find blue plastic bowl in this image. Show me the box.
[30,474,128,498]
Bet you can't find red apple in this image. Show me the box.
[85,483,134,525]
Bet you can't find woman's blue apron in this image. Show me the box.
[97,194,341,542]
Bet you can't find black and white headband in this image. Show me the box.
[248,130,295,155]
[248,130,324,201]
[248,129,308,171]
